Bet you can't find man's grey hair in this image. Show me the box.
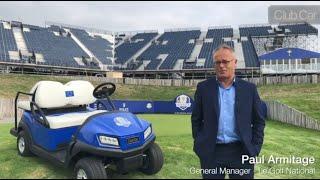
[212,43,235,59]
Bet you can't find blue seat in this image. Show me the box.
[69,28,113,65]
[23,25,93,68]
[137,30,201,70]
[115,33,158,64]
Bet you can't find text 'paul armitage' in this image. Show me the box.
[242,155,315,166]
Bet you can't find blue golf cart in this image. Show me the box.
[10,80,163,179]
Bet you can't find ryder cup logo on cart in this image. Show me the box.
[114,117,131,127]
[175,94,191,111]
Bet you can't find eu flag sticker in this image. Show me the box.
[65,91,74,97]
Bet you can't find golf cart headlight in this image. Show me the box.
[144,126,152,140]
[99,136,119,146]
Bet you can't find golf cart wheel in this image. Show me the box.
[17,131,33,156]
[74,157,107,179]
[141,142,164,175]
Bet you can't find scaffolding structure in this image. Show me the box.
[252,34,318,56]
[241,22,320,74]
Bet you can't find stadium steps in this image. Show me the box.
[73,57,86,66]
[156,59,165,70]
[154,54,169,70]
[114,34,132,48]
[199,31,207,40]
[66,29,102,65]
[120,33,161,68]
[129,33,162,63]
[234,40,246,68]
[187,31,206,62]
[12,27,28,53]
[115,39,125,49]
[173,59,184,70]
[136,61,151,71]
[188,42,203,62]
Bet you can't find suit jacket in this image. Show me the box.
[191,77,265,163]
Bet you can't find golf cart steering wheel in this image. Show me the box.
[93,82,116,99]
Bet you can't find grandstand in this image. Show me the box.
[0,19,319,78]
[115,32,158,65]
[0,21,18,61]
[23,25,92,68]
[137,29,201,70]
[198,27,234,69]
[68,27,113,65]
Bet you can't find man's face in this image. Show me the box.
[213,48,237,80]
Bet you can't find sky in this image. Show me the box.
[0,1,320,33]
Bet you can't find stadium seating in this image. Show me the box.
[48,25,66,34]
[69,28,113,65]
[0,22,18,62]
[206,28,233,38]
[138,30,201,70]
[0,20,318,71]
[182,61,199,69]
[238,26,268,67]
[115,32,158,64]
[126,60,143,70]
[278,23,318,35]
[23,25,90,68]
[239,25,275,37]
[241,36,259,67]
[145,59,162,70]
[197,28,234,69]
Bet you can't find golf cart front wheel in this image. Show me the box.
[17,131,33,156]
[141,142,164,175]
[74,157,107,179]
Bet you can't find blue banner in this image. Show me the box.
[91,94,194,114]
[113,100,154,114]
[90,94,267,116]
[154,94,194,114]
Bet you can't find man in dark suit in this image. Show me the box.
[191,44,266,179]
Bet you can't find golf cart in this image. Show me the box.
[10,80,163,179]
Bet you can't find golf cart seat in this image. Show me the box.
[18,80,106,129]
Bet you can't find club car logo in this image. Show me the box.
[114,117,131,127]
[175,95,191,111]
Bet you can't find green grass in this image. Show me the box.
[258,83,320,122]
[1,114,319,179]
[0,74,319,178]
[0,74,196,101]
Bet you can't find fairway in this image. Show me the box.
[0,114,319,179]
